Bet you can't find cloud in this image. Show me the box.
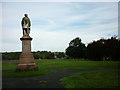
[1,0,119,2]
[2,2,118,52]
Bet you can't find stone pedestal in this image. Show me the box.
[17,35,37,70]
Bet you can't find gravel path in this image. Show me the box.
[2,69,119,88]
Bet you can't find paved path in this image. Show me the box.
[2,69,119,88]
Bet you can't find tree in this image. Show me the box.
[33,51,40,59]
[87,39,105,61]
[38,51,55,59]
[87,37,120,61]
[2,52,20,60]
[54,52,65,59]
[66,37,86,59]
[104,37,120,61]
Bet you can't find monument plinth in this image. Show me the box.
[17,35,37,70]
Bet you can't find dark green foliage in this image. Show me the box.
[87,37,120,61]
[33,51,55,59]
[54,52,65,59]
[65,36,120,61]
[2,51,66,60]
[2,52,20,60]
[66,37,86,59]
[33,51,66,59]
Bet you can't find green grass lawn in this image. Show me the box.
[2,60,17,71]
[2,59,119,78]
[60,70,119,88]
[3,69,53,78]
[36,59,119,70]
[2,60,53,78]
[2,59,119,71]
[2,59,120,88]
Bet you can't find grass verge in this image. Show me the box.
[60,70,119,88]
[36,59,119,70]
[2,60,18,71]
[2,59,119,70]
[3,69,53,78]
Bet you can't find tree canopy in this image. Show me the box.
[66,37,86,59]
[65,36,120,61]
[87,37,120,61]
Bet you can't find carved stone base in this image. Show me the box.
[16,63,38,71]
[19,52,34,64]
[17,35,38,71]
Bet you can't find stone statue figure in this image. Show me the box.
[21,14,31,36]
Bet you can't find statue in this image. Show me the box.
[17,14,38,71]
[21,14,31,36]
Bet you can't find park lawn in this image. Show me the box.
[2,61,18,71]
[2,59,119,78]
[2,59,119,71]
[60,70,119,88]
[2,60,53,78]
[36,59,119,70]
[3,69,53,78]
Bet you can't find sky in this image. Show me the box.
[0,1,118,52]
